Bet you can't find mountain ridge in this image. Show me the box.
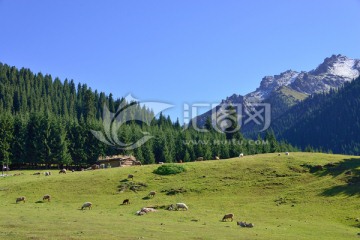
[273,75,360,154]
[192,54,360,132]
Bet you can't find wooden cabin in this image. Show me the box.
[97,155,139,168]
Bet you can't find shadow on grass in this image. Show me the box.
[120,179,129,183]
[316,158,360,177]
[311,158,360,197]
[142,196,151,200]
[321,184,360,196]
[35,201,44,204]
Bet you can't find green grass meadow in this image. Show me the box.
[1,152,360,239]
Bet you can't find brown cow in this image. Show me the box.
[43,194,51,202]
[16,196,26,203]
[222,213,234,222]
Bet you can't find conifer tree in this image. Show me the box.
[0,114,13,167]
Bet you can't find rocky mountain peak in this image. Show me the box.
[246,69,299,101]
[247,54,360,101]
[311,54,359,79]
[221,93,244,104]
[191,54,360,128]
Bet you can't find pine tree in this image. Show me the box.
[25,113,44,166]
[67,119,88,166]
[0,114,14,167]
[204,116,213,131]
[83,89,95,122]
[265,130,279,153]
[219,141,230,159]
[50,118,72,166]
[11,116,26,166]
[142,141,155,164]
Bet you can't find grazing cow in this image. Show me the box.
[128,174,134,180]
[44,171,51,176]
[136,207,157,215]
[197,157,204,161]
[237,221,247,227]
[81,202,92,210]
[149,191,156,197]
[16,196,26,203]
[122,199,130,205]
[141,207,157,213]
[43,194,51,202]
[278,153,281,156]
[285,152,290,156]
[237,221,254,228]
[59,169,66,174]
[222,213,234,222]
[239,153,244,158]
[176,203,188,211]
[215,156,220,160]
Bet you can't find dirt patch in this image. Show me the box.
[161,187,187,195]
[118,181,148,193]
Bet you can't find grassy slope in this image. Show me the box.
[0,153,360,240]
[278,86,308,101]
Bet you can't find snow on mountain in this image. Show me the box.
[245,54,360,102]
[191,54,360,129]
[311,54,360,79]
[245,70,299,101]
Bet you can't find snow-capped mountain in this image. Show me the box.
[245,54,360,102]
[245,70,300,101]
[192,54,360,131]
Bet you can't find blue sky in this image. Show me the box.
[1,0,360,122]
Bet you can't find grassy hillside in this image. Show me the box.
[277,86,308,101]
[242,86,308,137]
[1,153,360,240]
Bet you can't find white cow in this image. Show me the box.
[176,203,188,211]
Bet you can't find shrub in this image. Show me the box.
[153,164,186,175]
[161,187,187,195]
[118,182,147,192]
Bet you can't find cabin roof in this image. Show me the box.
[97,155,136,163]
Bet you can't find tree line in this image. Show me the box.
[0,63,296,168]
[272,76,360,155]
